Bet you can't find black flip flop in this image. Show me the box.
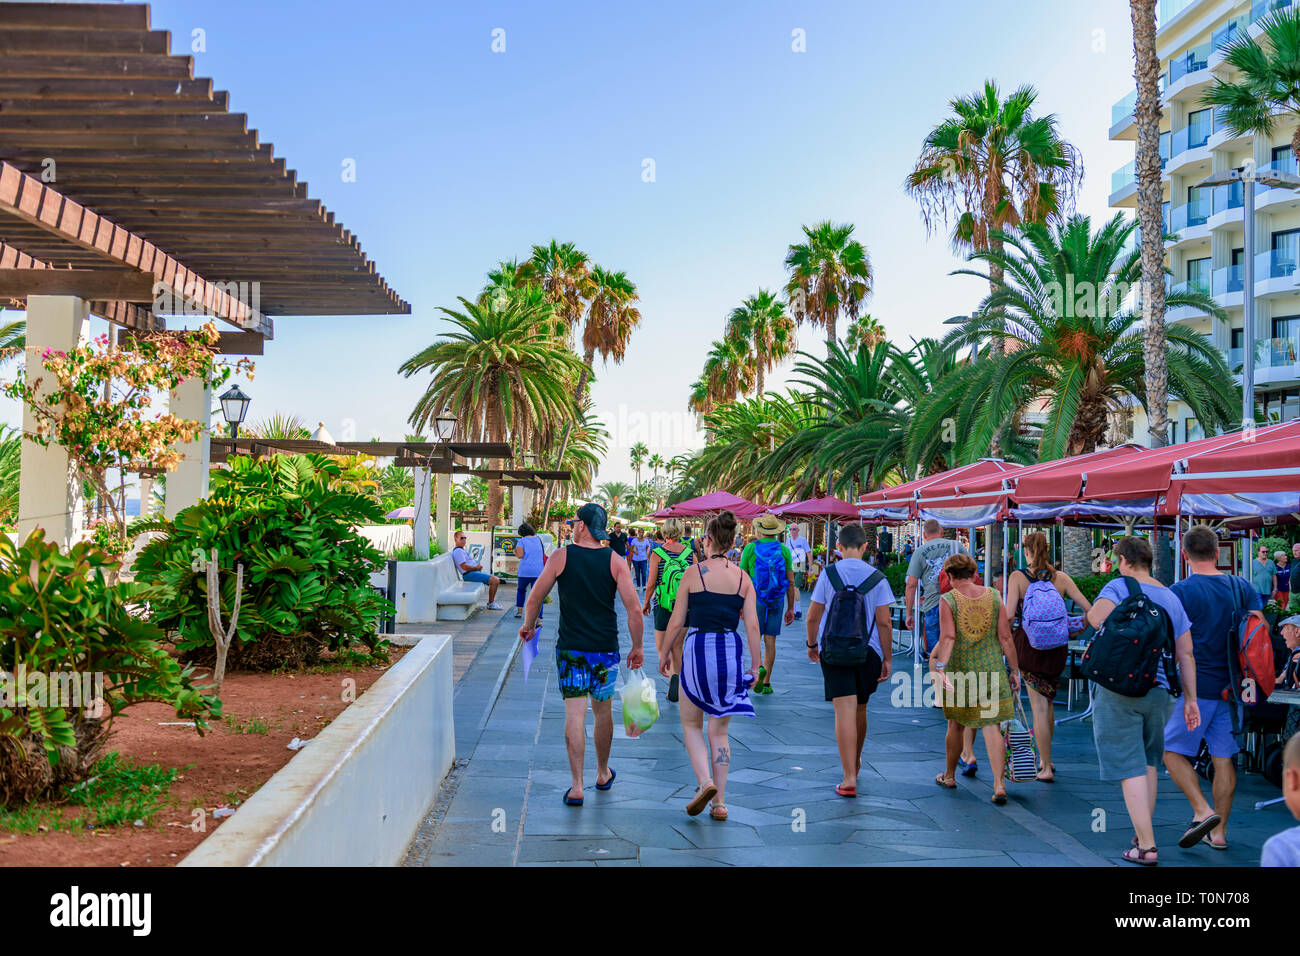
[1178,814,1221,848]
[667,674,679,703]
[595,768,616,791]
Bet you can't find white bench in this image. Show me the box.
[431,552,487,621]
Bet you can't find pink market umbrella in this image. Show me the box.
[667,491,766,521]
[385,506,416,520]
[772,496,860,560]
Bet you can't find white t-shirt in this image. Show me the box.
[790,535,811,556]
[451,547,475,573]
[811,558,895,659]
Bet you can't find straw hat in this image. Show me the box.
[752,513,784,537]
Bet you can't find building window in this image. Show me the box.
[1185,417,1204,442]
[1260,388,1300,423]
[1186,256,1211,292]
[1273,145,1294,173]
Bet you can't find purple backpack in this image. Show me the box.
[1021,570,1069,650]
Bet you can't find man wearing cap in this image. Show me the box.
[519,503,644,806]
[740,514,797,695]
[1280,615,1300,692]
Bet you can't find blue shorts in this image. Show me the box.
[556,649,620,701]
[756,602,783,638]
[1164,696,1238,759]
[463,571,492,584]
[924,606,941,653]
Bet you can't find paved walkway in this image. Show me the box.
[407,591,1288,867]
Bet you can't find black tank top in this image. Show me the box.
[685,561,745,633]
[556,544,619,653]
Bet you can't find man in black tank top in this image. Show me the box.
[519,503,644,806]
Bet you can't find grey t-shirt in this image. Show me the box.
[907,537,968,613]
[1262,825,1300,867]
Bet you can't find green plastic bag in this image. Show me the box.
[621,667,660,738]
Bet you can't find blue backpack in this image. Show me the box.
[752,540,788,609]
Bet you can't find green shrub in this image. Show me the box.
[1258,536,1290,561]
[133,454,394,671]
[1071,571,1119,604]
[884,561,909,597]
[0,532,218,804]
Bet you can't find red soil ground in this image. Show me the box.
[0,648,406,867]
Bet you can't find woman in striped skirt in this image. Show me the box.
[661,510,762,820]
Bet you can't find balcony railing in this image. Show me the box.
[1171,116,1214,155]
[1264,332,1300,368]
[1213,263,1245,296]
[1171,275,1212,297]
[1160,0,1196,24]
[1253,0,1294,25]
[1111,75,1169,126]
[1169,42,1212,85]
[1256,246,1300,280]
[1213,180,1244,214]
[1112,139,1171,194]
[1170,195,1212,231]
[1212,15,1247,50]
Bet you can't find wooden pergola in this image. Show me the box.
[0,2,410,545]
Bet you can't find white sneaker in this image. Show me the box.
[486,602,504,610]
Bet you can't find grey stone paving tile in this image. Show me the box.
[1006,850,1078,867]
[754,822,862,846]
[671,821,764,849]
[603,819,698,850]
[638,846,734,866]
[516,836,640,863]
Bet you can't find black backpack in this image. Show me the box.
[1078,577,1178,698]
[819,565,883,666]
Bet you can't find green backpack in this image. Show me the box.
[654,545,693,611]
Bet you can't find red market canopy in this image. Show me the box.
[658,491,767,521]
[857,459,1019,522]
[771,496,861,520]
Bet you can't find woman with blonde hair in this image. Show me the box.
[1004,531,1092,782]
[929,553,1020,803]
[661,510,761,819]
[643,518,694,701]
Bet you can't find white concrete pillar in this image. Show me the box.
[165,375,211,518]
[413,467,432,559]
[510,485,533,527]
[17,295,88,548]
[435,471,452,555]
[139,476,154,518]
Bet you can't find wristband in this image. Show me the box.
[933,661,946,671]
[806,641,818,649]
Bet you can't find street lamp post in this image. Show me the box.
[217,384,251,439]
[1199,165,1300,428]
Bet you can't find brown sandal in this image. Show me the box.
[686,783,718,816]
[1122,845,1158,866]
[935,772,957,789]
[709,804,728,821]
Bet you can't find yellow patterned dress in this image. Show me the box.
[940,588,1013,729]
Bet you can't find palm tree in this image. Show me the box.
[844,314,887,354]
[400,296,586,526]
[629,441,648,492]
[688,391,824,503]
[1131,0,1172,453]
[534,253,641,526]
[647,453,665,483]
[1205,9,1300,168]
[928,214,1239,571]
[244,413,310,440]
[596,480,631,515]
[0,426,20,528]
[906,81,1082,342]
[784,221,872,347]
[701,337,756,406]
[726,290,796,396]
[0,318,24,366]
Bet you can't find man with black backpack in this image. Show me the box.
[805,524,894,798]
[741,514,797,695]
[1163,525,1266,852]
[1082,535,1200,866]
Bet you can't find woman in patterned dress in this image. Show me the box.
[928,553,1020,804]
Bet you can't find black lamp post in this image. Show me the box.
[219,384,251,439]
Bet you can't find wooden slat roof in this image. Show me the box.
[0,2,409,321]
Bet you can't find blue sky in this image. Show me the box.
[4,0,1139,489]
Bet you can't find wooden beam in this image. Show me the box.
[117,328,261,352]
[0,267,155,300]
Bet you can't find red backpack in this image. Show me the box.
[1226,577,1276,703]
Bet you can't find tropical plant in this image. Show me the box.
[0,531,219,803]
[906,80,1081,315]
[928,214,1237,463]
[0,426,20,528]
[1205,9,1300,165]
[133,454,393,671]
[1132,0,1171,451]
[726,290,795,396]
[244,413,309,440]
[400,296,585,525]
[688,391,823,502]
[844,314,887,354]
[596,480,632,514]
[0,318,24,366]
[629,441,649,491]
[1,323,251,555]
[784,221,872,346]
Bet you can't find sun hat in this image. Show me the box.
[573,502,610,540]
[752,513,784,537]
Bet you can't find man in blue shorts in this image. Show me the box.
[740,514,796,694]
[452,530,502,609]
[519,503,644,806]
[1165,525,1265,851]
